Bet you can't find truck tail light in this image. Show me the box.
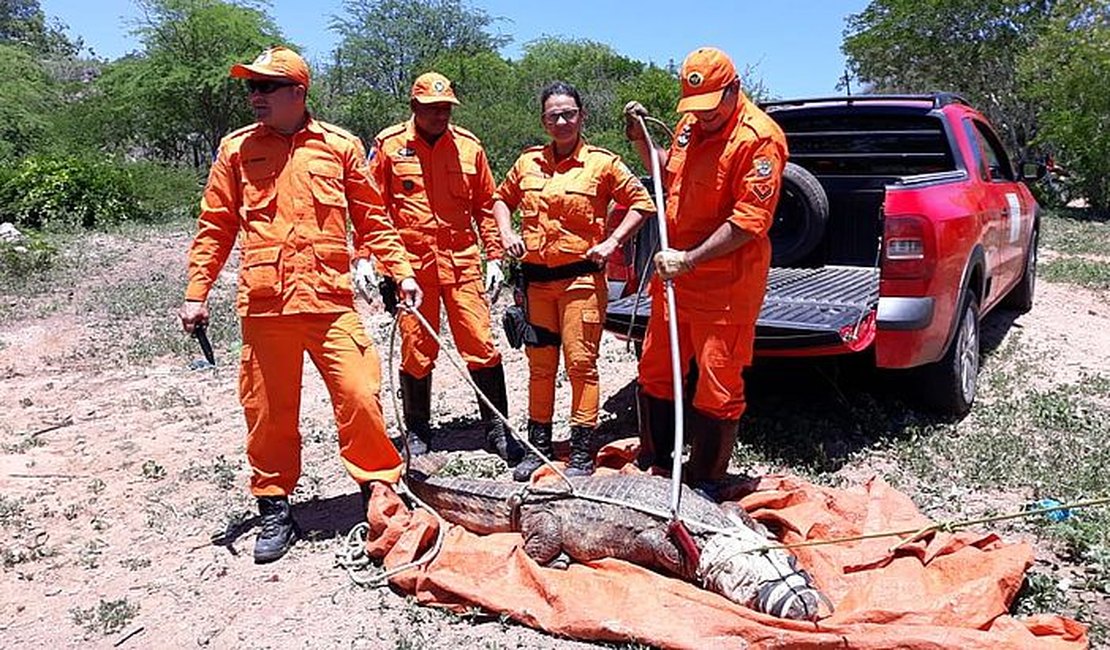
[883,215,935,279]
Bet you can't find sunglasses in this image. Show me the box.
[246,79,297,95]
[542,108,581,124]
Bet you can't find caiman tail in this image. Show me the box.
[406,453,521,535]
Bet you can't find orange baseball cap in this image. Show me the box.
[411,72,460,105]
[230,46,311,88]
[676,47,738,113]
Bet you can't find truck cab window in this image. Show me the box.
[969,119,1014,182]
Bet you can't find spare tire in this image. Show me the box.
[770,162,829,266]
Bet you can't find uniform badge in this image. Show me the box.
[254,49,273,66]
[397,147,416,157]
[687,71,703,87]
[676,124,692,148]
[752,183,773,201]
[402,179,415,191]
[754,157,775,178]
[433,80,446,93]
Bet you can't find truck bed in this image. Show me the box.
[605,265,880,351]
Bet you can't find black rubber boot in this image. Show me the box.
[398,371,433,456]
[686,411,739,486]
[564,425,595,477]
[636,389,676,472]
[254,496,296,564]
[512,420,553,482]
[359,482,374,518]
[470,363,524,465]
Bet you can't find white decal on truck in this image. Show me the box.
[1006,193,1022,243]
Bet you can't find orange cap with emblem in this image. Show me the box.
[411,72,460,105]
[676,47,738,113]
[230,46,311,88]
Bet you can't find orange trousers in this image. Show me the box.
[240,311,402,496]
[637,291,754,420]
[399,275,500,379]
[525,273,605,427]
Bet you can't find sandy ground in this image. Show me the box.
[1,229,1108,648]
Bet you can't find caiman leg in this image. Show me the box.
[520,508,564,566]
[632,526,687,578]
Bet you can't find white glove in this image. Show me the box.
[485,259,505,302]
[352,258,376,299]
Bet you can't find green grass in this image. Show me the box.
[1041,257,1110,291]
[70,598,139,636]
[1040,208,1110,257]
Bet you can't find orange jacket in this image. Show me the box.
[662,94,788,324]
[370,120,500,285]
[185,117,413,317]
[495,140,654,268]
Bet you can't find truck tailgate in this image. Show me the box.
[605,266,880,353]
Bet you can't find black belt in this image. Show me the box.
[520,260,601,283]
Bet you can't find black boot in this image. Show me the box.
[254,496,296,564]
[359,482,373,517]
[398,371,432,456]
[686,411,739,487]
[564,425,595,477]
[470,364,524,465]
[512,420,553,482]
[636,389,676,472]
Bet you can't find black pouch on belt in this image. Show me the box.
[502,304,529,349]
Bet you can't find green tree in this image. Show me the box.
[842,0,1057,158]
[329,0,510,100]
[73,0,284,166]
[0,0,80,57]
[0,43,54,162]
[1020,1,1110,212]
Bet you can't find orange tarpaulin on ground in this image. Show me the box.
[364,441,1087,649]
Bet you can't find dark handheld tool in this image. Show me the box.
[194,323,216,366]
[379,276,399,315]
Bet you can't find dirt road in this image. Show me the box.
[1,225,1107,647]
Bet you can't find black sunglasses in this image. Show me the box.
[246,79,297,95]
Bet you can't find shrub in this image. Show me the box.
[0,231,57,278]
[0,155,200,232]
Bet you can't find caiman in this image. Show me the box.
[407,453,829,620]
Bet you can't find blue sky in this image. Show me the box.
[41,0,870,98]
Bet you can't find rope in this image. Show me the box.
[396,303,574,489]
[747,495,1110,556]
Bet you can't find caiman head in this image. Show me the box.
[696,528,829,621]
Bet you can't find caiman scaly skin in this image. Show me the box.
[407,454,756,581]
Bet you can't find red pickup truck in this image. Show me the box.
[604,93,1041,416]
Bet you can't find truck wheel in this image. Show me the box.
[918,293,980,417]
[770,163,828,266]
[1002,228,1037,313]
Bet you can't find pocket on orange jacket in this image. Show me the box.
[676,257,733,313]
[314,243,352,294]
[242,175,277,220]
[392,161,424,195]
[308,160,348,209]
[241,246,282,297]
[555,229,592,256]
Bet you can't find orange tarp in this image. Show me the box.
[365,441,1087,649]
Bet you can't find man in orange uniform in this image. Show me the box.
[178,46,421,563]
[363,72,520,462]
[625,47,788,491]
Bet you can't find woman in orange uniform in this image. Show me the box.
[493,81,654,481]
